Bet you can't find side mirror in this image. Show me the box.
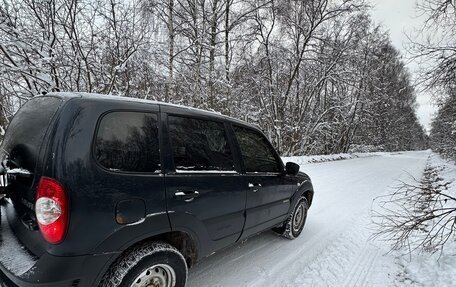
[285,162,300,176]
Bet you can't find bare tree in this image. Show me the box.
[409,0,456,95]
[0,0,427,155]
[372,158,455,254]
[408,0,456,161]
[430,90,456,161]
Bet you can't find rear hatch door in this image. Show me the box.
[1,96,63,250]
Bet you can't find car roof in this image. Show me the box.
[43,92,260,130]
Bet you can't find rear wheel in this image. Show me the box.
[130,263,176,287]
[274,197,308,239]
[99,242,187,287]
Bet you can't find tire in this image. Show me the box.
[274,197,308,239]
[99,241,188,287]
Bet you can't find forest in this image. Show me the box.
[0,0,447,157]
[418,0,456,162]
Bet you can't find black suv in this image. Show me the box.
[0,93,313,287]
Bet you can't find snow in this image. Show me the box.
[0,168,32,187]
[281,151,399,165]
[175,170,237,174]
[5,168,31,175]
[187,150,445,287]
[397,252,456,287]
[0,203,37,276]
[392,153,456,287]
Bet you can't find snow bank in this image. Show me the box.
[398,249,456,287]
[395,153,456,287]
[282,151,386,165]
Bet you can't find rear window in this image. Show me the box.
[95,112,160,173]
[168,116,235,172]
[1,96,62,171]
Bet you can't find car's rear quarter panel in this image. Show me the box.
[49,98,171,256]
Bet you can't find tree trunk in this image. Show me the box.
[166,0,175,102]
[208,0,219,109]
[224,0,231,115]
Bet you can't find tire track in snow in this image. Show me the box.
[249,211,370,287]
[249,205,388,287]
[188,214,351,287]
[187,151,431,287]
[341,246,380,287]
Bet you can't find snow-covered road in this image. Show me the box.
[187,151,431,287]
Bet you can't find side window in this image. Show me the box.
[168,116,235,172]
[234,126,281,173]
[95,112,160,173]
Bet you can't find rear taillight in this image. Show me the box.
[35,177,69,244]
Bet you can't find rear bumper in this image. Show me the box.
[0,202,117,287]
[0,251,115,287]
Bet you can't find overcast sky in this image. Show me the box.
[369,0,436,132]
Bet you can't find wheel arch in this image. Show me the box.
[290,180,314,213]
[120,230,198,267]
[302,189,313,207]
[93,230,198,286]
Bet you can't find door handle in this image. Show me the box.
[175,190,200,202]
[248,183,262,192]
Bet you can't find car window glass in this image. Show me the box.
[234,126,281,173]
[95,112,160,173]
[168,116,235,172]
[1,96,62,172]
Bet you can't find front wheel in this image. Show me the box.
[99,241,187,287]
[274,197,308,239]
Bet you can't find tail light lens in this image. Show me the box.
[35,177,69,244]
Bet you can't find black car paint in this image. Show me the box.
[0,92,313,287]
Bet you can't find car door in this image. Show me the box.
[232,125,293,238]
[163,110,246,255]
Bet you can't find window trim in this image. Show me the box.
[92,109,163,176]
[232,124,285,175]
[166,114,239,175]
